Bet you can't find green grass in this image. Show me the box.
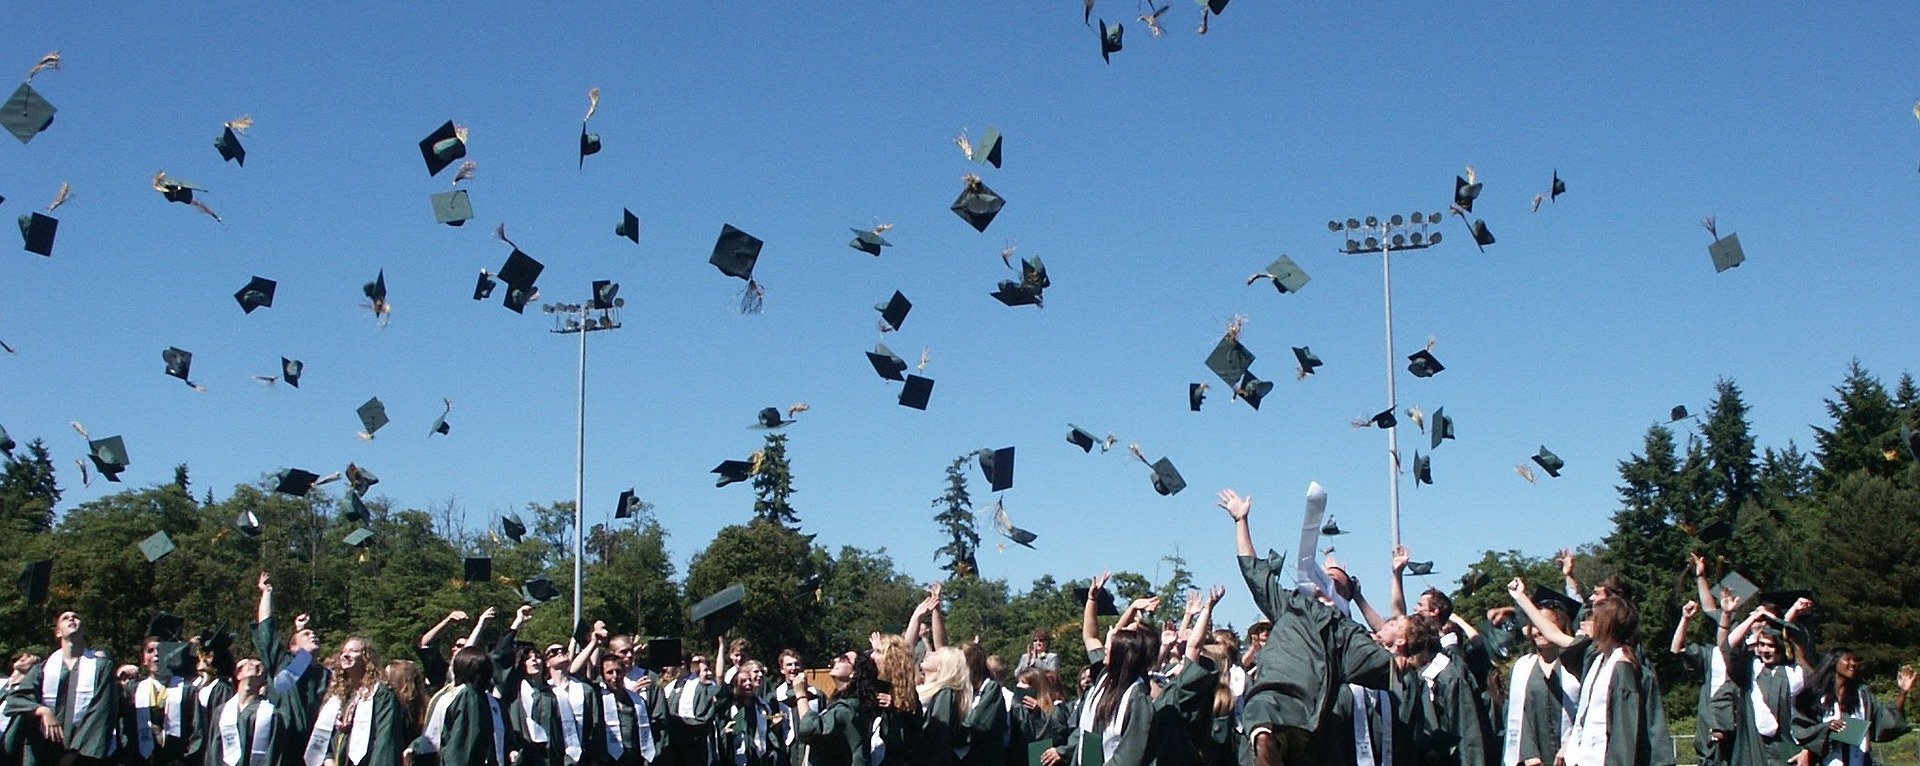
[1664,716,1917,766]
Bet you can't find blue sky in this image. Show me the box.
[3,4,1916,627]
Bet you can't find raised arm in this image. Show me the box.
[1350,575,1389,631]
[568,621,605,677]
[463,607,495,648]
[927,582,948,649]
[1721,594,1760,651]
[1507,578,1576,648]
[1558,548,1585,603]
[1081,571,1110,652]
[256,570,273,624]
[1670,600,1699,655]
[421,610,467,648]
[1690,554,1715,616]
[1221,490,1254,558]
[1781,598,1817,672]
[903,585,936,648]
[1448,614,1480,641]
[1112,596,1160,638]
[1389,545,1411,618]
[1185,587,1224,663]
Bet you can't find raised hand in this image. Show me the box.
[294,614,311,632]
[514,605,534,627]
[1718,589,1741,616]
[258,571,272,592]
[1506,577,1527,597]
[1896,665,1915,693]
[1091,571,1111,591]
[1560,548,1578,576]
[449,610,470,622]
[1208,585,1227,606]
[1689,552,1706,577]
[1682,600,1699,620]
[1217,489,1251,522]
[477,607,497,622]
[1392,546,1411,574]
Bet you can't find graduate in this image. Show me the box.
[2,611,123,766]
[416,609,490,691]
[869,632,925,766]
[210,659,278,766]
[422,647,507,766]
[915,646,972,766]
[795,651,882,766]
[493,605,562,766]
[1558,597,1673,766]
[551,628,608,766]
[768,649,818,766]
[593,634,660,766]
[1670,596,1733,764]
[2,652,42,762]
[381,661,429,760]
[252,571,328,766]
[192,632,240,766]
[1788,649,1912,766]
[958,643,1009,766]
[132,626,200,766]
[721,659,779,766]
[1500,588,1581,766]
[1722,594,1813,766]
[1042,584,1221,766]
[1218,487,1396,766]
[662,638,729,766]
[301,635,405,766]
[1391,614,1495,766]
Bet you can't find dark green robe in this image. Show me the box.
[2,647,124,765]
[1789,685,1910,766]
[314,684,404,766]
[208,696,274,766]
[191,677,236,765]
[959,679,1008,766]
[662,676,724,766]
[1569,657,1676,766]
[251,619,326,766]
[1236,555,1395,736]
[796,696,876,766]
[1008,697,1069,766]
[723,690,781,766]
[915,687,964,766]
[1507,655,1578,766]
[1725,652,1799,766]
[438,685,504,766]
[1410,656,1496,766]
[1052,659,1218,766]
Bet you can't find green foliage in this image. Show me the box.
[1813,360,1905,485]
[752,432,799,527]
[932,454,979,579]
[0,439,61,538]
[684,518,822,658]
[1803,472,1920,678]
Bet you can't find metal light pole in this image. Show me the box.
[546,283,624,630]
[1327,213,1446,550]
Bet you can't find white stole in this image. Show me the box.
[220,696,276,766]
[1419,652,1452,702]
[422,687,505,764]
[135,675,188,756]
[735,697,770,764]
[602,686,659,761]
[1074,678,1146,765]
[1568,648,1627,766]
[39,647,103,726]
[304,686,379,766]
[1350,683,1390,766]
[519,680,550,743]
[1502,654,1579,766]
[1825,691,1870,766]
[555,679,587,762]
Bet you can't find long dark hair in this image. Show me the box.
[1091,628,1159,731]
[451,646,494,692]
[1797,648,1859,715]
[834,653,882,712]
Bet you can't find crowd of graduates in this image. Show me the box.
[1,487,1914,766]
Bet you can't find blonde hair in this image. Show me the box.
[325,637,382,702]
[385,660,429,729]
[914,646,973,714]
[870,633,921,714]
[1198,644,1235,717]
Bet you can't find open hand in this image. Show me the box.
[37,707,62,744]
[1689,553,1706,577]
[1392,546,1411,573]
[477,607,497,622]
[1217,489,1251,522]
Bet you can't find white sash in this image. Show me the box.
[733,698,771,764]
[1074,679,1145,765]
[556,679,587,762]
[520,681,550,743]
[305,694,343,766]
[1826,691,1870,766]
[675,678,703,720]
[1707,646,1727,698]
[1750,666,1780,738]
[39,647,103,726]
[276,650,315,694]
[423,688,458,751]
[1501,654,1574,766]
[1419,652,1452,703]
[1350,684,1378,766]
[1568,649,1626,766]
[603,687,659,761]
[220,697,276,766]
[869,712,887,766]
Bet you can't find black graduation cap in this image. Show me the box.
[950,176,1004,232]
[754,407,795,429]
[1098,19,1124,63]
[19,212,56,257]
[1236,375,1273,410]
[235,509,262,538]
[1320,516,1343,536]
[1459,569,1489,596]
[713,460,755,487]
[343,491,369,523]
[1404,561,1435,576]
[977,447,1014,492]
[88,436,129,482]
[431,190,473,227]
[1406,350,1444,378]
[616,209,639,243]
[419,121,467,177]
[1188,383,1206,412]
[196,628,235,653]
[1293,347,1323,377]
[710,224,763,281]
[498,250,544,313]
[615,488,639,519]
[1550,171,1566,201]
[1430,408,1454,449]
[215,124,246,166]
[849,228,891,256]
[1695,520,1734,544]
[1250,255,1310,294]
[281,358,303,388]
[146,612,186,642]
[3,82,56,144]
[579,124,601,167]
[867,344,908,382]
[1205,0,1229,13]
[899,375,934,410]
[502,513,527,542]
[363,269,388,309]
[642,638,683,671]
[1523,586,1579,625]
[996,515,1038,549]
[1147,457,1185,496]
[162,347,200,389]
[876,291,911,332]
[1669,405,1691,422]
[235,276,276,314]
[1071,586,1120,617]
[990,280,1044,308]
[17,559,50,606]
[521,576,561,605]
[1067,426,1097,453]
[472,271,497,301]
[428,408,451,437]
[463,556,491,583]
[275,468,320,496]
[1453,175,1482,212]
[591,280,620,310]
[1413,452,1432,485]
[345,463,378,495]
[0,424,14,455]
[1709,233,1744,273]
[970,127,1002,168]
[357,398,389,439]
[140,530,177,563]
[690,583,746,637]
[1365,408,1396,429]
[1468,220,1495,250]
[1531,446,1564,478]
[1205,337,1255,388]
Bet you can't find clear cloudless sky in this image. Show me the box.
[3,3,1916,627]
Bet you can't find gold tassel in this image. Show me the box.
[47,182,71,213]
[786,402,810,418]
[1223,314,1247,343]
[584,87,601,121]
[225,115,253,133]
[1463,164,1477,186]
[1407,406,1426,432]
[26,51,60,81]
[1127,442,1148,465]
[69,421,89,439]
[749,450,766,475]
[74,459,90,487]
[453,124,470,144]
[953,129,972,159]
[917,347,930,371]
[1514,464,1537,484]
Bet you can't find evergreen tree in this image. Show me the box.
[1600,425,1696,676]
[582,504,680,639]
[932,454,979,579]
[0,438,60,538]
[1807,472,1920,678]
[1812,361,1902,485]
[1701,378,1759,521]
[1152,547,1196,624]
[172,464,191,494]
[752,432,800,527]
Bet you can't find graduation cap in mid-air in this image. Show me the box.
[274,468,321,497]
[139,531,177,563]
[0,425,14,455]
[616,209,640,243]
[235,510,262,538]
[1067,425,1098,453]
[1407,349,1444,378]
[1128,444,1186,496]
[1702,216,1744,273]
[1413,452,1433,485]
[1717,571,1759,603]
[501,513,527,543]
[162,347,204,390]
[345,463,378,495]
[342,528,376,549]
[19,211,57,257]
[991,256,1049,307]
[356,398,389,439]
[1188,383,1207,412]
[710,224,765,312]
[713,459,757,488]
[473,270,497,301]
[866,343,908,382]
[281,358,303,388]
[967,127,1003,168]
[521,577,561,605]
[1360,409,1396,430]
[1467,219,1495,250]
[463,556,491,583]
[17,559,51,607]
[1531,446,1564,478]
[1670,405,1691,422]
[3,81,56,145]
[1453,173,1482,212]
[1293,347,1323,378]
[88,436,129,482]
[1098,19,1124,63]
[950,175,1005,232]
[1404,561,1435,576]
[876,291,911,332]
[146,612,186,643]
[214,117,249,165]
[615,489,641,519]
[235,276,276,314]
[578,87,602,168]
[990,499,1037,549]
[428,399,452,436]
[899,375,935,410]
[977,447,1015,492]
[1693,520,1734,544]
[1247,255,1310,294]
[1071,585,1120,617]
[642,638,683,672]
[1430,408,1455,449]
[1235,375,1273,410]
[1320,516,1344,536]
[849,226,891,256]
[419,121,467,177]
[343,491,369,523]
[691,583,746,637]
[496,246,544,314]
[1205,336,1255,389]
[431,189,473,227]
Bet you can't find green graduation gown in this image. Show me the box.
[191,677,237,765]
[797,697,876,766]
[1236,554,1395,735]
[1789,686,1910,766]
[1410,655,1496,766]
[1567,654,1676,766]
[915,687,964,766]
[1505,655,1579,766]
[1053,659,1218,766]
[308,684,404,766]
[208,695,276,766]
[436,685,505,766]
[1725,652,1800,766]
[960,680,1008,766]
[2,646,124,765]
[251,619,326,766]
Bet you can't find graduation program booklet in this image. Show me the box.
[1831,717,1869,748]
